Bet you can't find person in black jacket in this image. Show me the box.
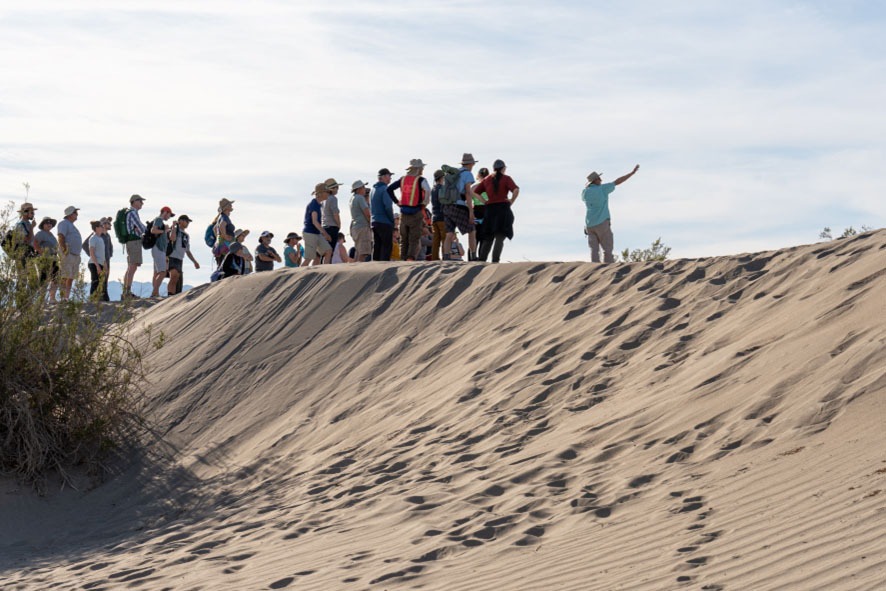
[222,242,247,278]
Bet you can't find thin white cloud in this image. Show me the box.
[1,1,884,285]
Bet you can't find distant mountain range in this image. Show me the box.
[105,281,193,301]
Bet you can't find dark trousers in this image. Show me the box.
[323,226,340,253]
[478,234,506,263]
[371,223,393,261]
[88,262,110,301]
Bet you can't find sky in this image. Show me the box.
[2,0,884,286]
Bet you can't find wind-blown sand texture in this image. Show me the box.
[2,231,885,590]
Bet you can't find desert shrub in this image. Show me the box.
[620,237,672,262]
[819,226,873,240]
[0,203,155,490]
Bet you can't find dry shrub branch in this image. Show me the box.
[1,203,155,490]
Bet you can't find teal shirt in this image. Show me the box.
[582,182,616,227]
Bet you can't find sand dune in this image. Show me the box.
[2,231,885,591]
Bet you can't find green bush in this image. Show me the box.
[620,237,672,262]
[0,203,155,491]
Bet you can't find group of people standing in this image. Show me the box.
[5,155,640,299]
[288,153,520,269]
[5,195,202,301]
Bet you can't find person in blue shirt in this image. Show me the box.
[582,164,640,263]
[302,184,333,266]
[370,168,396,261]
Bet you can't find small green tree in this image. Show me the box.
[620,237,672,262]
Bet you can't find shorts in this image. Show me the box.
[351,225,372,259]
[152,246,168,273]
[443,204,475,235]
[126,239,143,265]
[303,232,332,263]
[168,257,183,273]
[59,252,81,280]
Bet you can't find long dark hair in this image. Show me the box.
[492,169,503,193]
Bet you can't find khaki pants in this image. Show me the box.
[586,219,614,263]
[431,220,447,260]
[351,225,372,261]
[399,212,424,261]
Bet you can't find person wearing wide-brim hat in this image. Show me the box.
[56,206,83,301]
[33,216,60,302]
[349,180,372,262]
[283,232,303,267]
[582,164,640,263]
[386,158,432,261]
[442,153,480,260]
[210,198,236,265]
[302,183,333,266]
[11,202,38,261]
[320,178,343,260]
[221,241,248,279]
[232,228,254,273]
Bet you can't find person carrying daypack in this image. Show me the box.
[441,153,479,260]
[120,195,147,299]
[387,159,431,261]
[211,198,236,265]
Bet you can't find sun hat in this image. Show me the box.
[324,178,342,190]
[284,232,302,244]
[218,198,235,211]
[234,228,250,240]
[129,194,145,204]
[19,202,37,213]
[39,216,57,229]
[378,168,393,177]
[64,206,80,217]
[351,180,368,192]
[433,169,444,181]
[312,182,329,195]
[461,153,477,165]
[161,206,175,216]
[493,159,506,170]
[407,158,427,170]
[587,172,601,183]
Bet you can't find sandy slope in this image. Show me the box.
[2,231,885,591]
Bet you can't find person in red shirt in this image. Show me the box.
[474,159,519,263]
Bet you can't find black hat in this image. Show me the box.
[378,168,393,177]
[178,214,193,222]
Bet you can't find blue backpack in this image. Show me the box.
[204,223,216,248]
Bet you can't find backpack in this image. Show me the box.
[114,208,137,244]
[439,164,462,205]
[1,229,15,256]
[141,220,157,250]
[1,222,35,258]
[204,223,216,248]
[82,233,93,254]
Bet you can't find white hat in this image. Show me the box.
[351,180,368,192]
[64,205,80,217]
